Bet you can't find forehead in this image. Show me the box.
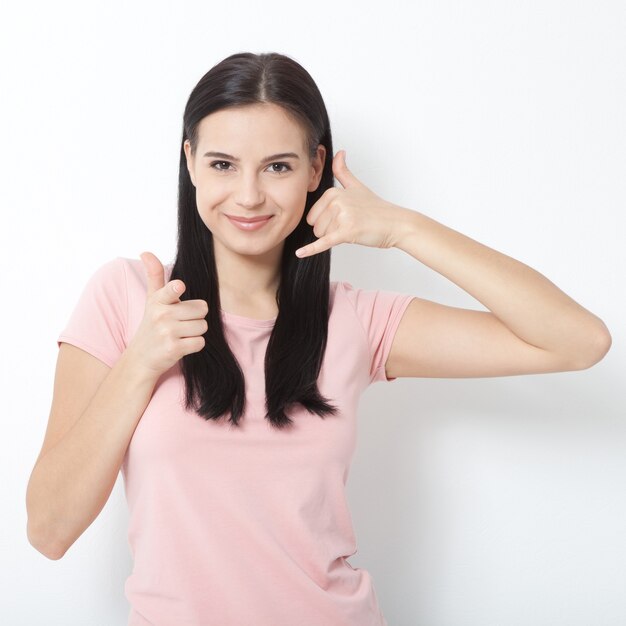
[197,104,306,151]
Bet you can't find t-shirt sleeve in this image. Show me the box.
[56,256,128,368]
[341,281,415,384]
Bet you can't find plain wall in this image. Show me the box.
[2,0,624,624]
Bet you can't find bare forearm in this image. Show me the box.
[26,349,158,559]
[390,207,611,363]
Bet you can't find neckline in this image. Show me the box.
[219,308,277,327]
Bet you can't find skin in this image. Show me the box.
[183,103,326,315]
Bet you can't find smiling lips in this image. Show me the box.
[225,214,274,231]
[225,214,273,222]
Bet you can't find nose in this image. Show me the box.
[234,171,264,208]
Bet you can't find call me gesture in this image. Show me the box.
[296,150,611,378]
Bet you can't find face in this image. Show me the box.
[184,103,325,259]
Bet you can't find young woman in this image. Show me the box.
[26,51,611,626]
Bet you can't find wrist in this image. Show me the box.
[118,345,162,388]
[389,206,428,250]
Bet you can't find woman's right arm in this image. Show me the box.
[27,251,208,560]
[25,343,159,560]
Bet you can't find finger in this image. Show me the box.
[305,186,338,227]
[332,150,360,189]
[140,251,184,302]
[178,299,209,321]
[308,203,336,240]
[295,233,339,258]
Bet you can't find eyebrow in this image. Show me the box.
[202,151,300,163]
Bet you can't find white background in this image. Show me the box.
[3,1,625,624]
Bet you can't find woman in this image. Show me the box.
[26,51,611,626]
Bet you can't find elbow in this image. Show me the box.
[26,480,69,560]
[570,322,612,370]
[27,521,67,561]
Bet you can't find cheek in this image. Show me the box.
[195,185,227,212]
[279,186,307,211]
[280,177,311,207]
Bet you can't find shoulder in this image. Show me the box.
[80,256,127,296]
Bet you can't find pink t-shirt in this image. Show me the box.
[57,256,414,626]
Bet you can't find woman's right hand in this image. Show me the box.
[125,251,209,378]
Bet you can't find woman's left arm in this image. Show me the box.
[389,207,612,368]
[296,149,612,376]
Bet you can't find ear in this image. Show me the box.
[183,140,197,187]
[307,144,326,192]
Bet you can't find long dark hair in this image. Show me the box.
[169,51,339,430]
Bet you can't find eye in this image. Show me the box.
[268,162,292,173]
[209,160,232,171]
[208,161,292,173]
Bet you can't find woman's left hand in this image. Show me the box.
[295,150,408,258]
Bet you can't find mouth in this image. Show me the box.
[225,214,274,232]
[224,214,274,223]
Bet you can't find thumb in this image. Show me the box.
[332,150,359,189]
[139,251,183,300]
